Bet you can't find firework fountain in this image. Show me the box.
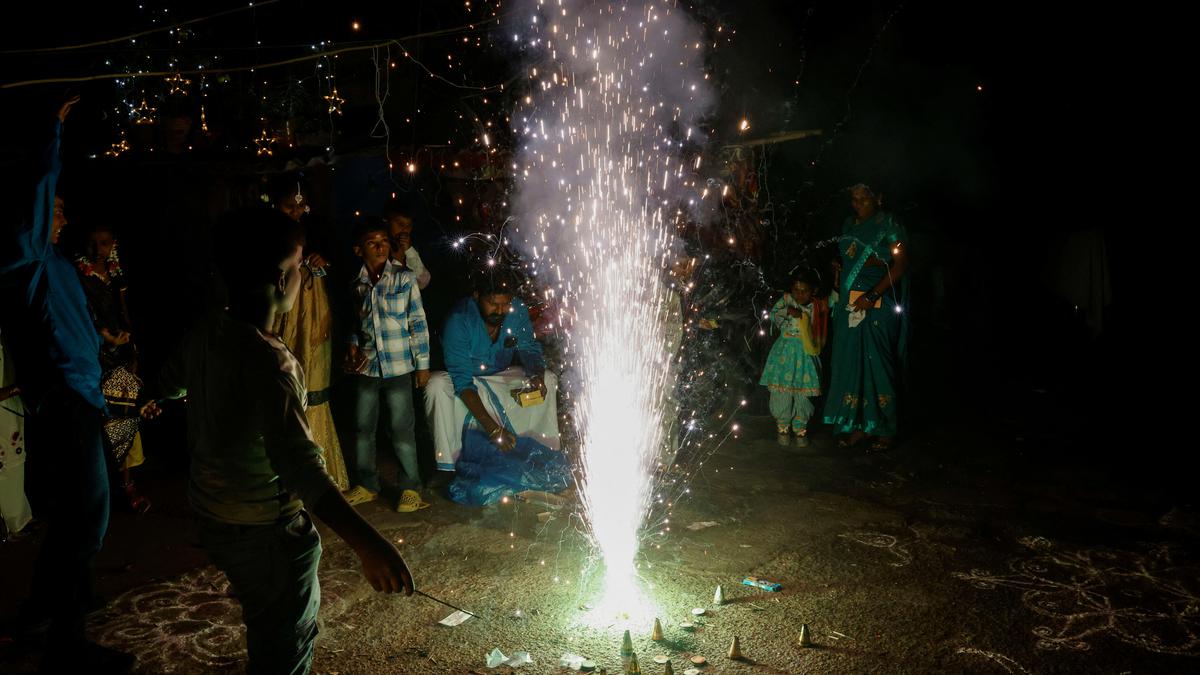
[507,0,715,615]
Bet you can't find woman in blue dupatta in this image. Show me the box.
[823,183,910,451]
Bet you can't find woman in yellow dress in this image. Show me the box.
[268,178,350,490]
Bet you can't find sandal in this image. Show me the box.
[396,489,431,513]
[124,482,151,514]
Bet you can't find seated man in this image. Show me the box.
[425,272,560,471]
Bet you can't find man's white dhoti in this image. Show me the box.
[425,366,560,471]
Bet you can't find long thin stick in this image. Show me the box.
[414,589,485,620]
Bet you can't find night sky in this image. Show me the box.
[0,0,1147,472]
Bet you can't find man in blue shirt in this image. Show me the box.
[0,97,133,671]
[424,271,561,471]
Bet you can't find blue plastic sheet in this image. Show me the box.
[448,429,572,506]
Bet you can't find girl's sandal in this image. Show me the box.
[124,482,152,514]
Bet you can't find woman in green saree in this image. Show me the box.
[823,184,910,451]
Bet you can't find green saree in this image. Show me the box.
[822,211,910,437]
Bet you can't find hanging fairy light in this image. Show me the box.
[105,132,130,158]
[254,128,276,157]
[164,72,191,96]
[130,98,157,125]
[324,87,345,115]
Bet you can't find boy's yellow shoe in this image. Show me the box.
[396,489,430,513]
[344,486,378,506]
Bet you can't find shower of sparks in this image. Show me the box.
[508,0,714,611]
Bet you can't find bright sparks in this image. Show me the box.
[509,0,713,613]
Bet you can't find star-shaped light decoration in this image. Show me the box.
[254,128,276,157]
[164,72,191,96]
[131,98,157,125]
[324,87,345,115]
[105,132,130,158]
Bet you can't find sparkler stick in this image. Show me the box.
[413,589,485,620]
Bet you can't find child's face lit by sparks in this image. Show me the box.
[791,281,814,305]
[277,196,306,222]
[88,230,116,262]
[354,231,391,268]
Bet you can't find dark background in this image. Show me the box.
[0,2,1160,491]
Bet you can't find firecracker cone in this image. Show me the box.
[728,635,743,660]
[651,618,664,641]
[621,628,634,657]
[798,623,813,647]
[663,661,675,675]
[627,652,641,674]
[713,584,724,605]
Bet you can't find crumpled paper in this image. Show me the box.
[438,610,473,627]
[487,648,533,668]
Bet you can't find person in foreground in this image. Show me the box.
[140,207,414,675]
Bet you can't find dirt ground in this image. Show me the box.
[3,409,1198,674]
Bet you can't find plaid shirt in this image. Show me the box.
[349,260,431,378]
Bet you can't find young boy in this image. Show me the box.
[342,220,432,512]
[141,208,414,675]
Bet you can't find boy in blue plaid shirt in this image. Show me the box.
[342,221,432,512]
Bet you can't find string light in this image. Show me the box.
[164,72,191,96]
[130,97,157,125]
[324,86,345,115]
[105,132,130,158]
[254,128,276,157]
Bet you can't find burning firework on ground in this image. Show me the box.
[507,0,716,617]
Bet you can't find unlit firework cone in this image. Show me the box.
[627,652,642,674]
[651,618,664,641]
[663,661,675,675]
[728,635,743,660]
[621,628,634,668]
[798,623,813,647]
[713,584,724,605]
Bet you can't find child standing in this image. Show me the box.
[141,208,414,675]
[342,221,432,512]
[760,277,827,447]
